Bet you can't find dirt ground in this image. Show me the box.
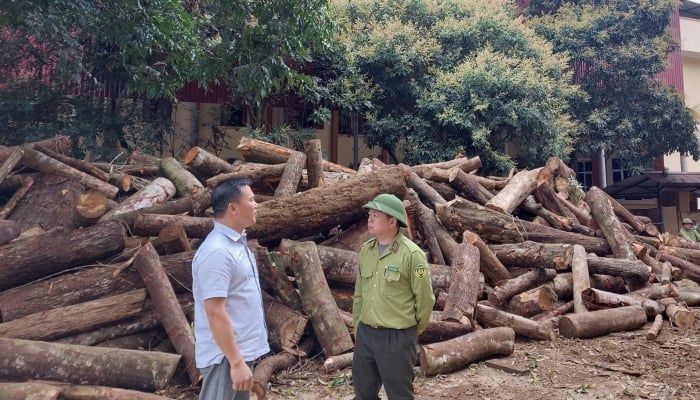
[164,308,700,400]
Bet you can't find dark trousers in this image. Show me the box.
[352,322,417,400]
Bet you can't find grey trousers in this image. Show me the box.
[199,359,254,400]
[352,322,417,400]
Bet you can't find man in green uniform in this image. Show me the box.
[680,218,700,242]
[352,193,435,400]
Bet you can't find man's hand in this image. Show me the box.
[230,359,253,392]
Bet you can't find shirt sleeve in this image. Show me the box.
[193,248,233,300]
[409,250,435,335]
[352,248,365,337]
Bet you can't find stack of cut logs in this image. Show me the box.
[0,135,698,400]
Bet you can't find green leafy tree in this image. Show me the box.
[526,0,700,171]
[331,0,583,172]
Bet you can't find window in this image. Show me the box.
[220,104,247,127]
[577,161,593,190]
[611,158,632,183]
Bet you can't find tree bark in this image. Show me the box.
[286,240,354,356]
[323,352,354,373]
[658,297,694,329]
[447,167,494,205]
[0,382,60,400]
[418,318,474,344]
[0,337,181,391]
[133,243,199,385]
[582,288,664,317]
[237,136,356,174]
[488,241,574,271]
[319,220,371,252]
[505,285,558,317]
[75,190,114,226]
[0,220,21,246]
[657,251,700,283]
[571,245,590,313]
[32,381,176,400]
[441,243,480,325]
[0,175,34,220]
[677,290,700,306]
[262,292,308,355]
[558,306,648,339]
[405,189,445,265]
[157,224,192,254]
[0,289,145,341]
[485,168,541,214]
[183,146,236,177]
[631,283,679,300]
[411,156,482,178]
[205,162,287,191]
[0,147,24,186]
[99,177,176,223]
[419,327,515,377]
[252,243,303,312]
[400,164,446,209]
[20,146,119,198]
[475,303,555,340]
[107,189,211,230]
[462,230,510,286]
[586,253,651,282]
[158,157,204,198]
[0,221,126,291]
[7,173,83,231]
[520,195,574,231]
[585,186,636,260]
[436,200,611,255]
[274,151,306,197]
[36,145,111,182]
[631,242,664,276]
[488,269,557,307]
[304,139,324,189]
[645,314,664,341]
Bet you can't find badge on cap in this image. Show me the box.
[414,264,428,279]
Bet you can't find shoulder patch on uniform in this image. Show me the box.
[361,238,377,249]
[414,264,428,279]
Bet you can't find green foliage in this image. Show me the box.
[527,0,700,169]
[332,0,582,173]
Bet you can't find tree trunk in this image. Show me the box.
[0,175,34,220]
[36,145,110,182]
[558,306,648,339]
[441,243,480,325]
[488,269,557,307]
[251,243,303,312]
[658,297,695,329]
[559,196,592,226]
[75,190,113,226]
[205,162,286,191]
[586,253,651,282]
[520,196,574,231]
[262,292,308,355]
[303,139,324,189]
[462,230,510,286]
[274,151,306,197]
[286,240,354,356]
[582,288,664,317]
[0,337,180,391]
[631,242,664,275]
[20,147,119,198]
[475,303,555,340]
[400,164,446,209]
[485,168,541,215]
[0,147,24,186]
[631,283,679,300]
[0,221,126,291]
[662,232,700,250]
[571,245,590,313]
[488,241,574,271]
[158,224,192,254]
[447,167,494,205]
[436,200,611,255]
[323,352,354,373]
[133,243,199,385]
[585,186,636,260]
[237,136,356,174]
[506,285,558,317]
[0,382,59,400]
[158,157,205,198]
[645,314,664,341]
[99,177,176,223]
[183,146,236,177]
[7,173,84,231]
[419,327,515,377]
[404,189,445,265]
[657,251,700,283]
[318,221,371,252]
[32,381,176,400]
[411,156,482,178]
[677,290,700,306]
[0,289,145,341]
[104,189,211,229]
[0,220,20,246]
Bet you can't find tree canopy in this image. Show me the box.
[526,0,699,171]
[331,0,583,172]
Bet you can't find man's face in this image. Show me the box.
[367,209,395,236]
[229,185,257,229]
[684,223,693,229]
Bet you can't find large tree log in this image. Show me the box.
[31,381,176,400]
[158,224,192,254]
[133,243,199,385]
[585,186,636,260]
[520,195,575,231]
[0,289,146,341]
[662,232,700,250]
[0,175,34,220]
[405,189,445,265]
[558,306,648,339]
[658,297,694,329]
[251,243,303,312]
[677,290,700,306]
[437,200,611,255]
[0,220,20,246]
[274,151,306,197]
[605,193,659,236]
[0,136,71,162]
[657,251,700,283]
[631,242,664,276]
[505,285,558,317]
[104,189,211,229]
[411,156,482,178]
[0,382,60,400]
[262,292,308,354]
[462,230,510,286]
[20,146,119,198]
[586,253,651,282]
[99,177,176,223]
[441,243,480,325]
[401,164,447,209]
[303,139,324,189]
[447,167,494,205]
[75,190,114,226]
[323,352,354,373]
[418,318,474,344]
[485,168,541,215]
[475,303,555,340]
[205,162,286,192]
[419,327,515,377]
[582,288,664,317]
[488,241,574,271]
[7,173,83,231]
[488,269,557,307]
[0,221,126,291]
[631,283,679,300]
[286,240,354,356]
[36,145,110,182]
[319,220,371,252]
[159,157,205,198]
[0,147,24,186]
[571,245,590,313]
[237,136,356,174]
[0,338,180,391]
[183,146,236,177]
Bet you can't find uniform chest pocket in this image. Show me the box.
[381,268,403,297]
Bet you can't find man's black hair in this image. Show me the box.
[211,178,253,218]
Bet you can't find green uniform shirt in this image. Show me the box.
[352,233,435,336]
[680,227,700,242]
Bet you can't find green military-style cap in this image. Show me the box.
[363,193,408,227]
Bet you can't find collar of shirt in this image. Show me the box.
[213,221,246,243]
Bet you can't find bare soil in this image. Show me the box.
[164,308,700,400]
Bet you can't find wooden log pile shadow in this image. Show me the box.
[0,136,698,398]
